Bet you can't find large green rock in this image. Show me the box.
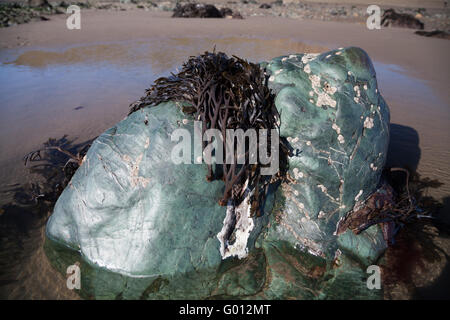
[45,47,390,299]
[264,47,390,263]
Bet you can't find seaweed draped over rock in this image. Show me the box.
[129,51,288,210]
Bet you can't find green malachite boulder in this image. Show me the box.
[45,47,390,299]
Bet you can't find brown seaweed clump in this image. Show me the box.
[129,51,289,212]
[23,136,92,194]
[336,168,440,244]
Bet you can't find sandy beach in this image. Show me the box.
[0,3,449,299]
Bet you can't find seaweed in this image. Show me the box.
[23,135,93,191]
[129,51,289,211]
[336,167,443,245]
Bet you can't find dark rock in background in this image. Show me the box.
[0,0,92,27]
[171,3,242,19]
[172,3,223,18]
[219,6,233,17]
[381,8,424,30]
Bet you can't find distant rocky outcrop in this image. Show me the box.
[381,8,424,29]
[0,0,94,28]
[172,3,242,19]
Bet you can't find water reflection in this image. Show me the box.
[5,37,328,70]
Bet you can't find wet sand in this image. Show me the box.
[0,11,449,299]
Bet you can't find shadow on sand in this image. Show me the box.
[382,123,450,299]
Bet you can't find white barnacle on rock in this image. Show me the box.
[337,134,345,144]
[332,123,341,134]
[318,211,326,219]
[354,97,359,103]
[309,90,314,97]
[353,85,360,97]
[323,83,337,95]
[354,189,363,202]
[309,74,337,108]
[363,84,368,90]
[370,163,378,171]
[282,57,288,62]
[317,184,327,193]
[334,249,342,264]
[269,75,275,82]
[335,51,342,56]
[304,64,311,74]
[348,71,352,76]
[293,168,304,179]
[363,117,374,129]
[182,118,189,125]
[306,140,312,146]
[310,74,321,87]
[275,69,283,75]
[301,53,318,64]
